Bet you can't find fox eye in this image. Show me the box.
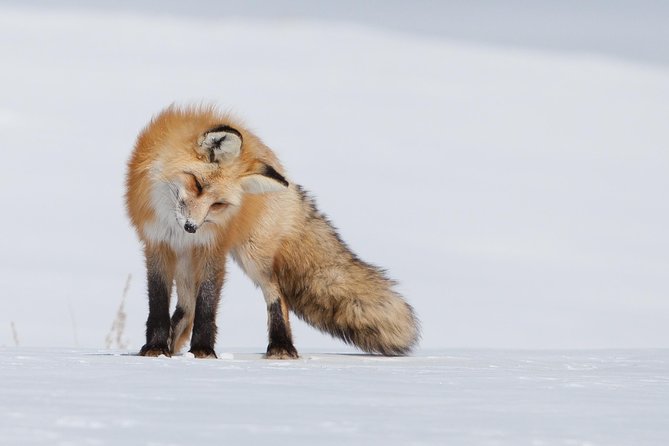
[210,202,228,211]
[186,173,203,194]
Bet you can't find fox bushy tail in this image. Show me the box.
[275,187,420,355]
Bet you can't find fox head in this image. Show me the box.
[145,116,289,238]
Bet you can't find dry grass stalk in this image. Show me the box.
[105,274,131,349]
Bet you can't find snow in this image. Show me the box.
[1,348,668,445]
[0,2,668,443]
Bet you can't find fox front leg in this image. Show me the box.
[139,246,175,357]
[189,267,224,359]
[264,284,298,359]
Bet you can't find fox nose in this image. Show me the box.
[184,221,198,233]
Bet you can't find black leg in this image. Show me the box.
[189,277,222,358]
[140,254,173,357]
[266,298,298,359]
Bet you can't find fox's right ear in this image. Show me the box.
[197,125,243,163]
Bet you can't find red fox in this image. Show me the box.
[125,105,420,359]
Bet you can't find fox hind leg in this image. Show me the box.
[264,285,298,359]
[170,305,194,354]
[170,274,196,354]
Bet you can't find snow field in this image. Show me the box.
[1,348,668,445]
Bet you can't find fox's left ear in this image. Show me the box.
[198,125,243,163]
[240,163,289,194]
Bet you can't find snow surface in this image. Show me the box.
[1,348,668,445]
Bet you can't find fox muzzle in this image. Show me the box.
[184,221,198,233]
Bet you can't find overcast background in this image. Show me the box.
[0,0,667,351]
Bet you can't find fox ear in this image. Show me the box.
[240,164,289,195]
[198,125,243,163]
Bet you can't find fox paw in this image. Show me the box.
[139,344,171,357]
[265,343,299,359]
[189,347,217,359]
